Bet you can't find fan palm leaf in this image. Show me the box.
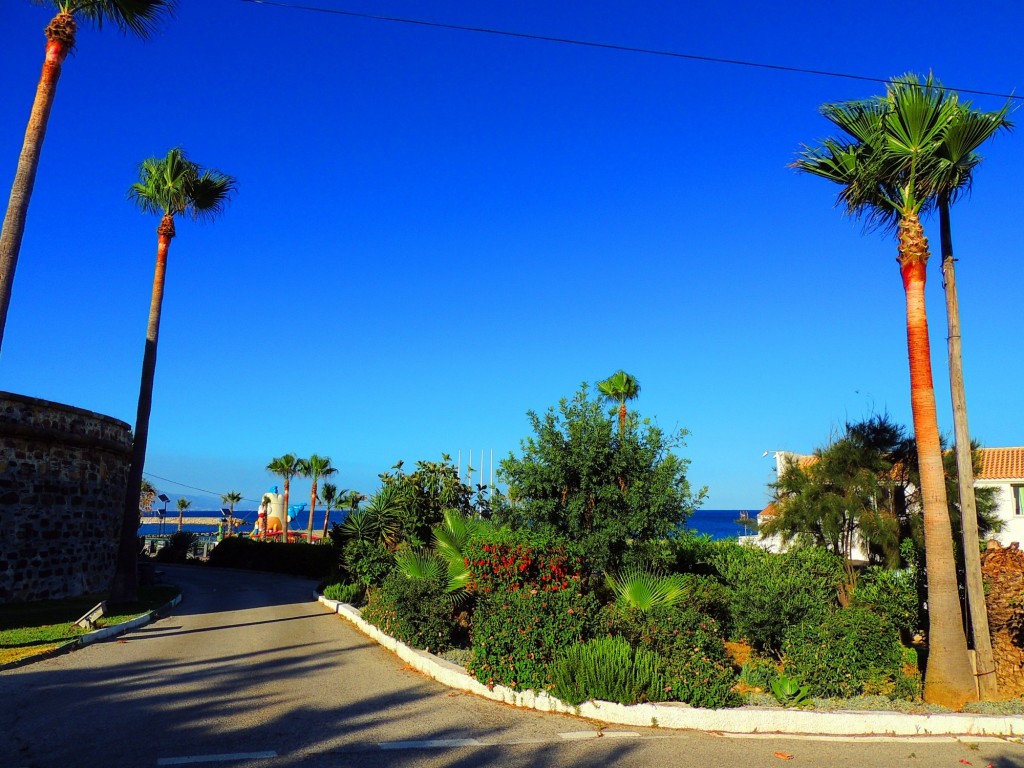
[606,568,686,611]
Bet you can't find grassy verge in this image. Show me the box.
[0,585,180,667]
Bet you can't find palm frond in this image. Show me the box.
[606,568,686,611]
[69,0,177,39]
[394,548,445,582]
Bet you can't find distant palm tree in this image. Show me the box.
[346,490,365,517]
[112,147,235,604]
[0,0,177,354]
[176,497,191,533]
[597,370,641,434]
[297,454,337,541]
[319,482,349,540]
[267,454,300,539]
[221,490,243,537]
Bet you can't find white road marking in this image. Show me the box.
[559,731,600,740]
[156,752,277,765]
[378,739,481,750]
[558,730,641,740]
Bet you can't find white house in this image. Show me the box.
[741,447,1024,554]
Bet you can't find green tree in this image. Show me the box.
[320,482,348,539]
[266,453,300,539]
[792,78,978,706]
[0,0,176,354]
[297,454,337,541]
[597,370,641,434]
[492,383,705,573]
[175,497,191,533]
[378,455,476,546]
[221,490,242,537]
[112,147,235,604]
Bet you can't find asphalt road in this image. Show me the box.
[1,565,1022,768]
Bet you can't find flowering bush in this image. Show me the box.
[463,528,586,596]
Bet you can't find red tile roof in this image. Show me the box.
[978,447,1024,480]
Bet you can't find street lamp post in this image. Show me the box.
[158,493,170,537]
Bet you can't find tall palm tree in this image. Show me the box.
[175,497,190,533]
[319,482,349,539]
[597,370,641,434]
[297,454,337,541]
[0,0,176,354]
[221,490,243,537]
[267,453,300,539]
[927,92,1012,700]
[111,147,235,604]
[792,78,977,707]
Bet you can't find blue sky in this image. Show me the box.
[2,0,1022,511]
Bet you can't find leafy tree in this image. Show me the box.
[266,453,300,539]
[377,455,477,546]
[112,147,235,604]
[492,383,705,573]
[297,454,337,541]
[221,490,242,537]
[792,76,978,706]
[175,497,191,533]
[319,482,349,539]
[139,478,157,515]
[597,370,641,434]
[0,0,177,353]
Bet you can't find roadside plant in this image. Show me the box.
[551,636,668,706]
[605,568,686,611]
[321,582,365,604]
[362,567,453,653]
[771,675,811,707]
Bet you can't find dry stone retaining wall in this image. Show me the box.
[0,391,132,603]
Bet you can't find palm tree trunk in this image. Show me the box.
[308,483,317,541]
[322,506,332,540]
[618,403,627,434]
[111,216,174,603]
[0,22,72,354]
[938,197,997,700]
[899,213,977,707]
[282,478,290,539]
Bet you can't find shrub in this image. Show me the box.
[738,654,780,692]
[154,532,198,563]
[677,572,731,632]
[711,544,843,654]
[551,636,668,706]
[361,568,453,652]
[207,537,338,578]
[468,587,601,692]
[781,606,907,699]
[322,582,365,604]
[342,538,394,587]
[606,604,741,708]
[463,528,586,596]
[851,566,921,638]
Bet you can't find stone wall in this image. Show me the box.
[0,391,132,603]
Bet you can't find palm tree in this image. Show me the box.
[111,147,235,604]
[597,370,641,434]
[267,453,300,539]
[221,490,243,537]
[792,77,977,707]
[0,0,176,354]
[297,454,337,541]
[927,91,1012,700]
[319,482,348,539]
[175,497,191,533]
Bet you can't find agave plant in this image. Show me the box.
[606,568,687,611]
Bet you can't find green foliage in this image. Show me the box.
[551,636,668,706]
[710,543,843,654]
[605,604,741,709]
[207,537,338,579]
[851,566,922,637]
[606,568,686,611]
[154,531,198,563]
[464,527,586,596]
[468,587,601,692]
[492,383,706,573]
[341,538,394,588]
[361,567,454,652]
[781,606,908,699]
[377,456,481,546]
[321,582,365,604]
[770,675,811,707]
[739,655,779,691]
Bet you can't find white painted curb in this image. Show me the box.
[79,593,183,646]
[317,594,1024,738]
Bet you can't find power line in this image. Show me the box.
[142,471,262,506]
[239,0,1020,101]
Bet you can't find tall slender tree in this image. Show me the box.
[297,454,337,541]
[221,490,243,537]
[597,370,641,434]
[926,91,1012,700]
[267,453,300,539]
[110,147,235,604]
[175,497,190,533]
[320,482,348,540]
[0,0,177,354]
[792,78,977,707]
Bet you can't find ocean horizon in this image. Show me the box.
[140,507,760,540]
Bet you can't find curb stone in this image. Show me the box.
[317,593,1024,738]
[0,592,182,672]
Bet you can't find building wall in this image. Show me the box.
[0,391,132,603]
[977,479,1024,547]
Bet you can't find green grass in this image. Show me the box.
[0,586,180,666]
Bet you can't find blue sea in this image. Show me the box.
[140,508,759,541]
